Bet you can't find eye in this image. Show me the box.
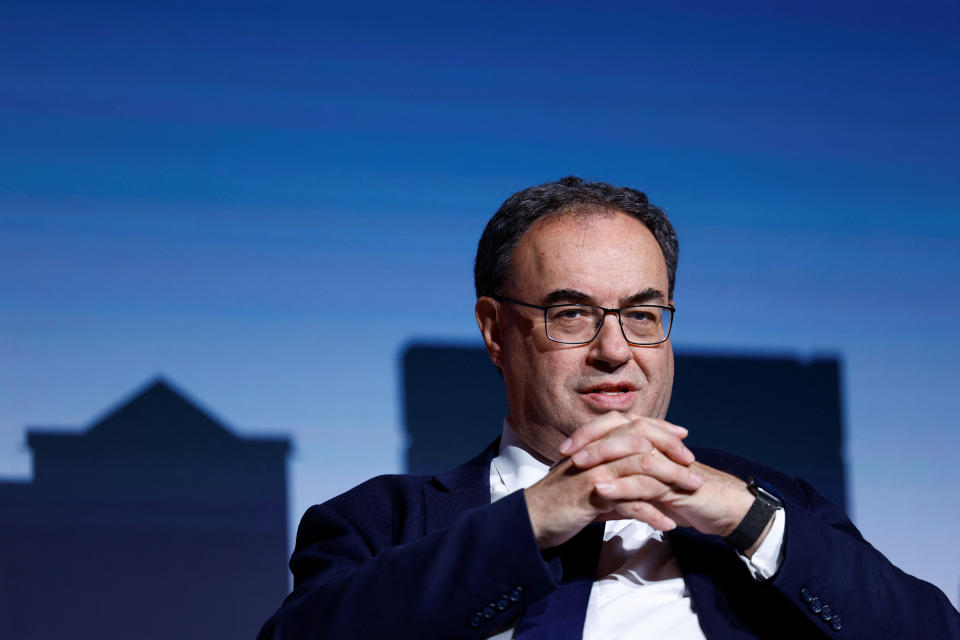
[624,308,657,323]
[547,305,594,323]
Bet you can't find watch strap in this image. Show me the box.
[724,477,782,553]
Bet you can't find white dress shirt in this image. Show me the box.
[487,421,785,640]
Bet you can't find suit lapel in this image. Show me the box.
[670,526,730,636]
[670,521,775,639]
[423,438,500,533]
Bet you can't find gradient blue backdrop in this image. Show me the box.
[2,0,958,604]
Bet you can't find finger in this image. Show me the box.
[570,421,694,468]
[570,431,653,468]
[594,498,677,531]
[644,422,695,465]
[562,415,690,459]
[593,471,670,501]
[594,457,703,498]
[558,411,634,456]
[626,413,689,439]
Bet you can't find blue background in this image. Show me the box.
[1,0,958,604]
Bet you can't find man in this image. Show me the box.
[259,177,960,639]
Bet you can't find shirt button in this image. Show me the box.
[496,596,509,611]
[468,614,483,628]
[830,615,843,631]
[820,605,833,621]
[509,586,523,602]
[799,586,812,603]
[482,605,495,619]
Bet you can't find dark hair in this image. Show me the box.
[474,176,679,299]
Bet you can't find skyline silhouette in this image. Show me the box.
[0,378,290,639]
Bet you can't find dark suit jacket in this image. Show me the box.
[258,442,960,639]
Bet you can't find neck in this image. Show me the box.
[503,419,561,465]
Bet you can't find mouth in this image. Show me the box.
[579,382,638,395]
[578,382,639,410]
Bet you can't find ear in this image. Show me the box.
[475,296,504,369]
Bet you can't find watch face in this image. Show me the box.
[759,488,784,507]
[747,477,784,508]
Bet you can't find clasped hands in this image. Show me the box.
[524,412,758,552]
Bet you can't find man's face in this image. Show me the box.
[482,210,674,462]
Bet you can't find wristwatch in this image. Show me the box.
[724,477,783,553]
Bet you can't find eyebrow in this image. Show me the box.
[542,287,666,306]
[623,288,667,306]
[542,289,593,305]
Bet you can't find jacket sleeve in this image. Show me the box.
[686,448,960,638]
[767,474,960,638]
[256,485,558,640]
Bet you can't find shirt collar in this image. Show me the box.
[491,419,551,496]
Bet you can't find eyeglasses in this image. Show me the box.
[493,296,675,346]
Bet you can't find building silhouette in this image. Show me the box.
[667,352,845,510]
[402,344,846,510]
[403,344,509,474]
[0,378,290,640]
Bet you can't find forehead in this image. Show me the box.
[506,210,669,302]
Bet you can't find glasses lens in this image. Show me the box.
[621,306,671,344]
[545,305,603,343]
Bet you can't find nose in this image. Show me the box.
[586,310,632,369]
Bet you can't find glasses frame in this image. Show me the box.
[493,295,675,346]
